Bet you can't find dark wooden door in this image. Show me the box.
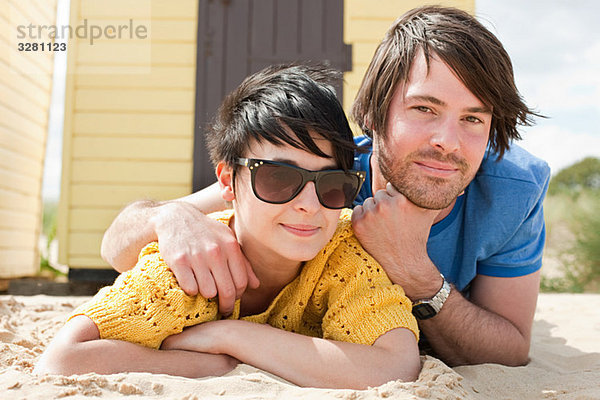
[193,0,352,191]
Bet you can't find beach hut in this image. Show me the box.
[58,0,474,280]
[0,0,58,279]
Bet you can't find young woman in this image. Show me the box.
[35,64,420,389]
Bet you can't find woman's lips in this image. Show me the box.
[280,224,320,237]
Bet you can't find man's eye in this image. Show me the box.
[416,106,431,113]
[465,116,482,123]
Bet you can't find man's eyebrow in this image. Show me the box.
[465,106,492,114]
[407,95,492,114]
[406,95,445,106]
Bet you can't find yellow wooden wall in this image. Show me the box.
[61,0,475,271]
[0,0,58,277]
[58,0,198,269]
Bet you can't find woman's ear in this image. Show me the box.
[215,161,235,202]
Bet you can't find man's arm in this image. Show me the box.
[101,183,226,270]
[161,320,420,389]
[35,315,239,377]
[101,183,258,313]
[352,183,539,366]
[418,271,539,366]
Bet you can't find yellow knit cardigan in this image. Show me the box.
[70,209,419,349]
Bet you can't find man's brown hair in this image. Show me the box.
[351,6,541,158]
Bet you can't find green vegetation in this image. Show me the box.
[40,201,66,277]
[541,157,600,293]
[548,157,600,195]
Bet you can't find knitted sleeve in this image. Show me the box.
[68,242,220,349]
[318,220,419,346]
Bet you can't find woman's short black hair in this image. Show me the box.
[206,63,357,172]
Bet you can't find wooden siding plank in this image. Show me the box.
[72,112,193,136]
[70,160,191,184]
[79,0,151,18]
[351,42,384,65]
[0,187,41,213]
[345,19,404,42]
[72,136,192,160]
[4,2,55,75]
[0,208,38,231]
[0,229,37,248]
[68,231,104,255]
[69,208,126,231]
[0,60,52,110]
[70,184,191,208]
[74,89,195,113]
[65,255,108,269]
[0,125,45,159]
[0,78,47,126]
[148,19,196,40]
[0,46,52,93]
[0,167,40,196]
[70,18,196,42]
[79,0,197,19]
[0,249,37,277]
[75,42,195,66]
[75,66,196,89]
[149,0,198,19]
[0,147,43,179]
[0,103,47,142]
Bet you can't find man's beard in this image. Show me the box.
[378,146,473,210]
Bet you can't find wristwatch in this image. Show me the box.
[412,274,451,320]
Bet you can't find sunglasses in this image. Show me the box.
[236,158,365,209]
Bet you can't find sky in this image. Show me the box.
[476,0,600,173]
[41,0,600,201]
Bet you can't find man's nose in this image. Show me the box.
[429,117,460,154]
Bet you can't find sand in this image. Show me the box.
[1,293,599,399]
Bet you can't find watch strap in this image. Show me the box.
[412,274,451,320]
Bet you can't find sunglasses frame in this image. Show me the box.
[236,158,365,209]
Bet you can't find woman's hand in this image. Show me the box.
[161,320,243,354]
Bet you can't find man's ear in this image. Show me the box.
[215,161,235,202]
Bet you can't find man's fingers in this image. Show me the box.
[194,264,218,299]
[245,258,260,289]
[386,181,401,196]
[226,253,249,300]
[171,264,200,296]
[210,263,237,315]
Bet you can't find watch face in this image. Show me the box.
[412,303,437,320]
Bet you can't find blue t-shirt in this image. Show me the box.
[353,136,550,291]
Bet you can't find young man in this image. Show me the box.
[101,6,550,367]
[37,65,420,388]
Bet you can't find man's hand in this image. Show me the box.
[351,182,441,299]
[151,202,259,314]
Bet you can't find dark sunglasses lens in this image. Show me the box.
[317,173,360,208]
[254,163,303,203]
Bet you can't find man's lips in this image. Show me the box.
[414,160,460,176]
[280,224,321,237]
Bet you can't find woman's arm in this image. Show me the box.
[161,320,420,389]
[35,316,238,378]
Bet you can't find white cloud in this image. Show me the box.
[477,0,600,174]
[519,125,600,174]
